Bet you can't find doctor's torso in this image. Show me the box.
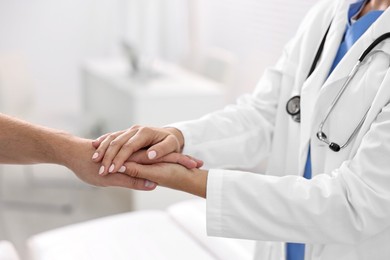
[268,0,390,179]
[256,0,390,259]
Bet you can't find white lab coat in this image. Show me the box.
[172,0,390,259]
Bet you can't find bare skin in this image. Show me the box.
[121,161,208,198]
[91,126,200,175]
[358,0,390,18]
[0,113,156,190]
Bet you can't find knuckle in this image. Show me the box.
[137,126,146,134]
[163,137,180,152]
[130,124,141,130]
[109,140,117,146]
[127,167,139,179]
[122,142,134,151]
[112,157,124,166]
[108,133,117,139]
[138,126,152,135]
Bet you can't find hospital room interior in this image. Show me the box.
[0,0,315,259]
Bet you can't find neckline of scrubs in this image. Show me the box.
[328,2,384,74]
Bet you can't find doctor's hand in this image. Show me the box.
[121,161,208,198]
[91,126,203,175]
[64,137,157,190]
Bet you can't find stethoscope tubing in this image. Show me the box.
[316,37,390,152]
[359,33,390,61]
[286,29,390,151]
[317,61,362,132]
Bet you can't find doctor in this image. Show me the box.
[93,0,390,259]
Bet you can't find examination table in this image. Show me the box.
[26,199,255,260]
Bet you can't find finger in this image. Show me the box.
[146,135,180,161]
[103,172,157,190]
[92,130,126,149]
[161,153,198,169]
[125,150,151,164]
[92,131,124,162]
[100,129,139,175]
[186,155,204,168]
[92,133,111,148]
[110,128,161,170]
[126,151,197,169]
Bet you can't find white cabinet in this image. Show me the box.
[82,59,226,134]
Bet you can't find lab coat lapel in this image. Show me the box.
[310,8,390,173]
[348,9,390,156]
[298,1,348,174]
[315,7,390,114]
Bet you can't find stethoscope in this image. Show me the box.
[286,25,390,152]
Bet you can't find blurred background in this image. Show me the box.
[0,0,315,258]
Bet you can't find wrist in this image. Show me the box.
[193,169,208,198]
[179,168,208,198]
[52,134,91,169]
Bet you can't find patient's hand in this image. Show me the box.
[91,126,203,175]
[64,137,157,190]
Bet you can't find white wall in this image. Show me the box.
[194,0,317,100]
[0,0,319,117]
[0,0,122,116]
[0,0,318,117]
[120,0,191,63]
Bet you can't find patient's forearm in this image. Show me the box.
[0,113,77,165]
[0,113,159,190]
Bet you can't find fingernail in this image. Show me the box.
[145,180,155,188]
[118,166,126,173]
[148,150,157,160]
[99,166,105,175]
[92,152,99,160]
[109,164,115,173]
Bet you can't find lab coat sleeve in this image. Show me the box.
[170,66,280,170]
[206,100,390,245]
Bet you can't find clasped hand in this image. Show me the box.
[90,126,208,198]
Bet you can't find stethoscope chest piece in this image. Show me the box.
[286,95,301,123]
[316,131,341,152]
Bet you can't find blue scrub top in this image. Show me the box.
[286,1,384,259]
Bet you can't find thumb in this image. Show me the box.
[146,135,180,160]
